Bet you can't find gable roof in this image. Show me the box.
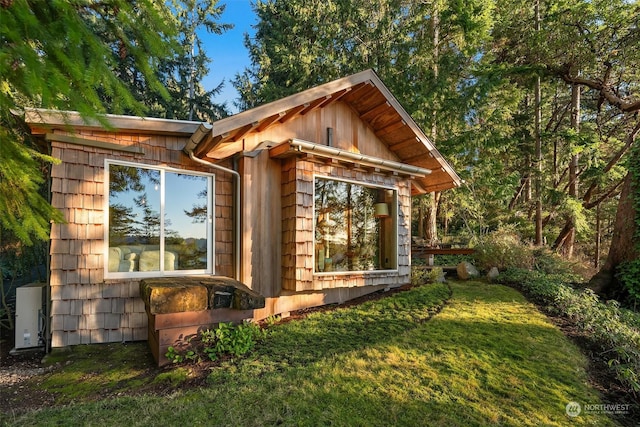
[185,69,461,193]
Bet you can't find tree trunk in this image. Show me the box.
[588,172,638,297]
[534,0,543,245]
[424,191,441,246]
[556,83,580,257]
[594,202,601,269]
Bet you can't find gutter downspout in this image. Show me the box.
[184,124,241,281]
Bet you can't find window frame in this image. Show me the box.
[313,175,399,276]
[104,160,215,279]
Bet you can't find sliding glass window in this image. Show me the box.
[314,177,397,273]
[106,162,213,277]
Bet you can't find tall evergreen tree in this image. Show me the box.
[155,0,233,121]
[488,0,640,293]
[1,0,180,245]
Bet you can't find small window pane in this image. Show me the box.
[108,165,161,272]
[165,172,209,271]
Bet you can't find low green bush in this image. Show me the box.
[411,266,445,285]
[473,229,534,271]
[617,259,640,307]
[498,267,640,393]
[166,321,266,364]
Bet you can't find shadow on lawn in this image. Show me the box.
[254,283,452,366]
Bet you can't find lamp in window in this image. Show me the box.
[374,202,389,218]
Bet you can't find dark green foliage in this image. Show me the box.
[166,321,266,363]
[617,260,640,306]
[619,143,640,305]
[0,1,179,242]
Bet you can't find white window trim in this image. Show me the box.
[312,174,399,276]
[104,160,215,279]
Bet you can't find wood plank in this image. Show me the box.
[279,104,308,123]
[412,248,475,256]
[375,119,407,137]
[151,308,254,330]
[360,101,391,121]
[340,81,374,104]
[45,133,144,154]
[268,141,296,158]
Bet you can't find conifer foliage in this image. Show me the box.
[0,1,178,244]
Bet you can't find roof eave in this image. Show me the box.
[24,108,204,136]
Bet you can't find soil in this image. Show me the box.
[1,282,638,426]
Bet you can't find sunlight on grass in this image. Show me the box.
[5,281,618,427]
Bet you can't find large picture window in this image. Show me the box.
[314,177,397,273]
[106,162,213,277]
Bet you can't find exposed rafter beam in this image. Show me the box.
[256,112,286,132]
[321,87,352,108]
[388,136,419,151]
[361,101,390,121]
[300,96,331,115]
[279,104,308,123]
[228,121,260,142]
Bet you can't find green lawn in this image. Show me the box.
[4,281,617,426]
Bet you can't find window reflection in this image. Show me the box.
[314,178,397,273]
[165,173,208,270]
[107,163,211,275]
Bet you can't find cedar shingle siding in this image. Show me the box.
[48,131,234,346]
[281,157,411,292]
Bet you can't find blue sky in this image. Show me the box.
[200,0,257,113]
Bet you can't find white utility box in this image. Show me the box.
[14,282,45,349]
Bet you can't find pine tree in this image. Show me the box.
[0,0,181,327]
[1,1,179,241]
[154,0,233,121]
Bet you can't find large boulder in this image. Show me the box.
[140,279,208,314]
[456,261,479,280]
[140,276,266,314]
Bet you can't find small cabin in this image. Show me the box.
[25,69,461,364]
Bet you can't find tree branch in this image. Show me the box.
[554,65,640,113]
[582,119,640,204]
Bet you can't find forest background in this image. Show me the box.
[1,0,639,313]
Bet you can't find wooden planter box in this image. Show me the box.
[140,276,264,366]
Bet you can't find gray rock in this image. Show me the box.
[456,261,479,280]
[487,267,499,282]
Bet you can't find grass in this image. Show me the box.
[3,281,619,426]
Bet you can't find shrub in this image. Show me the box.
[166,321,266,364]
[617,259,640,307]
[473,229,534,272]
[411,266,445,285]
